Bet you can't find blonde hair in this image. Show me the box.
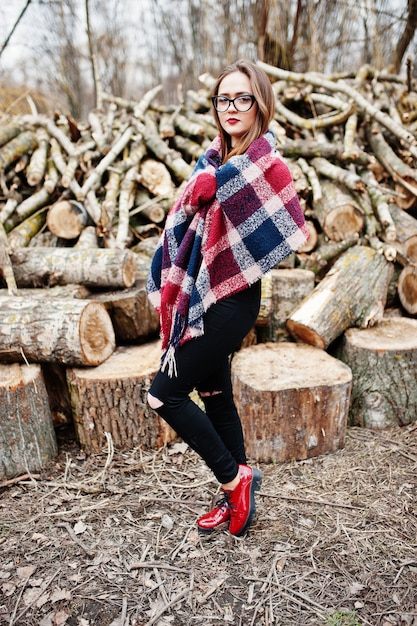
[212,59,275,163]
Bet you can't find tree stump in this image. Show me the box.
[231,342,352,463]
[0,363,58,479]
[256,268,315,342]
[286,244,393,349]
[337,317,417,428]
[67,341,176,454]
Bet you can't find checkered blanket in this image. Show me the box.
[147,131,309,374]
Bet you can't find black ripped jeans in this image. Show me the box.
[149,281,261,484]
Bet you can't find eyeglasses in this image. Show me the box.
[211,94,256,112]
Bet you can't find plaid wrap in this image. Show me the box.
[147,131,309,373]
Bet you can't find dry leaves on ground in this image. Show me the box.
[0,425,416,626]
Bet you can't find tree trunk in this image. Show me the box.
[67,341,176,454]
[0,296,115,366]
[393,0,417,73]
[337,317,417,427]
[10,247,137,289]
[0,363,58,479]
[256,268,315,342]
[231,342,352,463]
[286,245,393,349]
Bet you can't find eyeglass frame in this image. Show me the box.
[211,94,256,112]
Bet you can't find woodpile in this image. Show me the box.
[1,61,417,474]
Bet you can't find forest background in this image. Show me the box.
[1,0,417,121]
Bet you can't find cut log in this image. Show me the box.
[337,317,417,427]
[0,235,17,294]
[67,341,176,454]
[87,285,159,343]
[46,200,91,239]
[397,264,417,314]
[139,158,175,197]
[10,247,137,289]
[0,296,115,366]
[256,268,315,342]
[388,203,417,263]
[0,131,38,170]
[286,245,394,349]
[231,342,352,462]
[0,363,58,479]
[296,220,318,253]
[313,179,364,242]
[0,285,91,299]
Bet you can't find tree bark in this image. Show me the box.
[313,180,364,242]
[286,245,393,349]
[0,296,115,366]
[67,341,176,454]
[87,285,159,343]
[0,363,58,479]
[256,268,315,342]
[337,317,417,427]
[10,247,137,289]
[393,0,417,73]
[388,203,417,263]
[231,342,352,463]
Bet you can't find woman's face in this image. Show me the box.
[216,71,257,147]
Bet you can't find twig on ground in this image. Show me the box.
[56,521,96,557]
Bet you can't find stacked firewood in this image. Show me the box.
[1,61,417,475]
[1,63,417,295]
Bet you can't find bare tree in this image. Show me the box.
[393,0,417,72]
[1,0,416,118]
[0,0,32,60]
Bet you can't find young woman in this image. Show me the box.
[146,60,309,536]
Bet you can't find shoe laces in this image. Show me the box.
[215,492,232,511]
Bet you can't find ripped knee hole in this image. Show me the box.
[199,390,222,398]
[147,392,164,410]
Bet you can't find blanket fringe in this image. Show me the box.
[161,345,178,378]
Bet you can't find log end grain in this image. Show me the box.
[285,319,326,349]
[79,301,116,366]
[398,265,417,314]
[324,205,364,242]
[46,200,87,239]
[231,342,352,462]
[121,250,137,289]
[405,235,417,264]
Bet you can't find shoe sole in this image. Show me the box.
[233,468,262,537]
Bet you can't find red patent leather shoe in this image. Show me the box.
[197,493,231,534]
[228,464,262,537]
